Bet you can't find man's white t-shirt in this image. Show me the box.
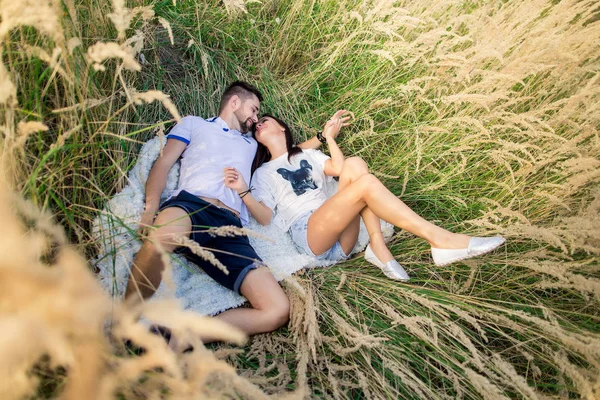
[251,149,331,231]
[166,116,257,225]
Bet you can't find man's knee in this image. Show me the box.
[144,227,182,253]
[146,207,192,251]
[239,267,290,331]
[263,299,290,331]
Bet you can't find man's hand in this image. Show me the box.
[224,167,248,194]
[323,110,352,140]
[138,209,157,237]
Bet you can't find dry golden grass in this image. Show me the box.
[0,0,267,398]
[0,174,278,399]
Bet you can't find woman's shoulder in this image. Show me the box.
[290,148,321,159]
[253,162,278,181]
[299,148,327,157]
[253,164,270,175]
[295,148,330,165]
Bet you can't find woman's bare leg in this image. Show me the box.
[333,158,362,255]
[307,172,469,256]
[333,157,394,261]
[361,207,394,262]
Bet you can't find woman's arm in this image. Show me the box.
[298,111,351,149]
[297,136,322,150]
[223,167,273,225]
[240,192,273,225]
[322,110,352,177]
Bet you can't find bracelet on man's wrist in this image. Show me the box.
[316,132,327,144]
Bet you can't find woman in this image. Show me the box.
[223,110,505,280]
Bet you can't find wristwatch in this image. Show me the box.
[317,132,327,143]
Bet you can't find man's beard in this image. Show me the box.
[238,117,253,134]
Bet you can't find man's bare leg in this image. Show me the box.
[196,267,289,344]
[125,207,192,301]
[126,207,287,346]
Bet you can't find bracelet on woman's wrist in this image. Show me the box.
[316,132,327,144]
[238,186,254,199]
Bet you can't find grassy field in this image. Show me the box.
[1,0,599,398]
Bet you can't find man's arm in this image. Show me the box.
[138,139,187,232]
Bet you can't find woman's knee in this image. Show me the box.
[355,173,379,192]
[346,156,368,168]
[341,157,369,179]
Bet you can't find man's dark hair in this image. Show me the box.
[219,81,263,112]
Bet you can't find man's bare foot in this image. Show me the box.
[167,331,196,353]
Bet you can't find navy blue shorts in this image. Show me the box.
[159,190,262,294]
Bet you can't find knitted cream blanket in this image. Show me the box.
[93,137,393,316]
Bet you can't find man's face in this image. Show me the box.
[234,94,260,133]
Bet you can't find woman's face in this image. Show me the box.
[254,116,285,144]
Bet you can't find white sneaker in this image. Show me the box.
[431,236,505,266]
[365,244,410,281]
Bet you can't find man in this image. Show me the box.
[125,81,326,339]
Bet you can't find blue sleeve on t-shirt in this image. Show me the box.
[166,116,198,145]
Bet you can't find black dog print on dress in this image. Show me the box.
[277,160,318,196]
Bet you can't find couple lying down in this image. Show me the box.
[125,81,504,345]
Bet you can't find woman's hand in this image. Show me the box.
[323,110,352,140]
[224,167,248,194]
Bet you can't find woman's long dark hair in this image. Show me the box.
[251,114,302,174]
